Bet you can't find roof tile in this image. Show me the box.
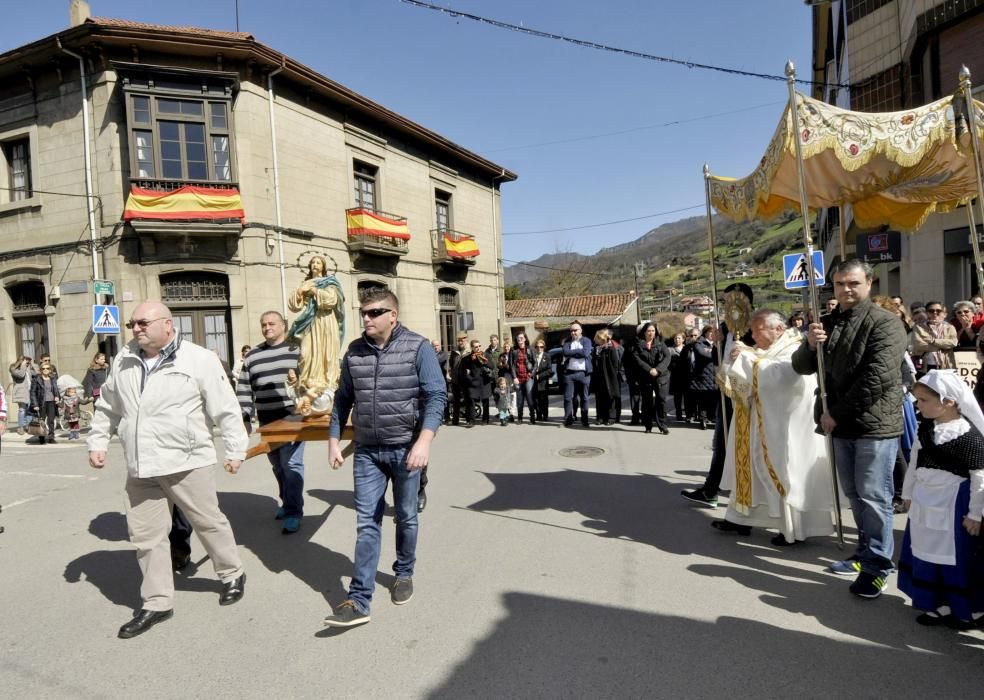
[88,17,253,41]
[505,292,636,321]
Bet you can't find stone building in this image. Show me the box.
[0,10,516,382]
[810,0,984,303]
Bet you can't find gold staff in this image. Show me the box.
[703,164,730,441]
[959,66,984,295]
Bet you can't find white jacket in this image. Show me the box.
[87,336,248,478]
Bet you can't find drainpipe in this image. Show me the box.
[58,39,100,302]
[492,169,507,337]
[267,60,287,314]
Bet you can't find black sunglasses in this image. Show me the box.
[360,307,392,319]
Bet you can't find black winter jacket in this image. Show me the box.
[791,298,907,439]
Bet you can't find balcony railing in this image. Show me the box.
[431,228,478,266]
[345,208,410,257]
[130,178,240,192]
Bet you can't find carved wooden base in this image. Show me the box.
[245,415,354,460]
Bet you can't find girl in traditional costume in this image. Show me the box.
[898,370,984,630]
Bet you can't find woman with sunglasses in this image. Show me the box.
[530,338,553,422]
[29,363,61,443]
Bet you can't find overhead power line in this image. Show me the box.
[400,0,848,88]
[502,204,704,236]
[483,101,784,153]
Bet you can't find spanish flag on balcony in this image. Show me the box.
[124,185,244,222]
[346,208,411,240]
[444,232,479,258]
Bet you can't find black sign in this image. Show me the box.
[857,231,901,263]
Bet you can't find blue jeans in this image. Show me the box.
[832,436,897,577]
[266,441,305,518]
[17,402,30,430]
[515,378,534,420]
[563,371,589,424]
[348,443,421,614]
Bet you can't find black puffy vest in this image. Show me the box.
[345,324,425,446]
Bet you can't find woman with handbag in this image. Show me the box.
[29,364,60,444]
[82,352,109,401]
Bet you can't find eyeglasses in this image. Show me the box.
[125,317,169,330]
[926,308,945,314]
[359,307,392,319]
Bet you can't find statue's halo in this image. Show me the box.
[295,250,339,277]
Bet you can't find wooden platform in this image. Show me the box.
[245,415,355,460]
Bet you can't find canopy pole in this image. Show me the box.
[703,164,729,441]
[959,66,984,295]
[838,205,847,262]
[786,62,845,547]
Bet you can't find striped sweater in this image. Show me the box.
[236,341,300,425]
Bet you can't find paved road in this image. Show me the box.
[2,416,983,698]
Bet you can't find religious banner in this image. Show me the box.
[953,349,980,391]
[345,208,411,240]
[123,185,244,221]
[443,231,479,258]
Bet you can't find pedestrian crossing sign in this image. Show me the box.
[92,304,121,334]
[782,251,826,290]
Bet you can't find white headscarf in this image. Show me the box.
[917,370,984,436]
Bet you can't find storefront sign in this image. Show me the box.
[953,350,980,391]
[857,231,901,263]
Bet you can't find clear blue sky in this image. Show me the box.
[3,0,811,263]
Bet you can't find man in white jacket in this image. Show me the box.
[88,301,249,639]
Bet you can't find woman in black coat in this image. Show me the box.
[30,363,61,444]
[456,341,494,425]
[530,338,553,422]
[631,322,672,434]
[687,326,719,429]
[667,331,690,422]
[591,329,624,425]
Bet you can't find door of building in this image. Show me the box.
[161,272,231,365]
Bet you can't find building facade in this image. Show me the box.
[0,13,515,383]
[810,0,984,304]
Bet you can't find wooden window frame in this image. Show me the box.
[353,161,378,211]
[0,123,40,212]
[123,75,236,185]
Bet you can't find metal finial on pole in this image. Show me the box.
[703,164,729,441]
[786,62,845,546]
[958,65,984,295]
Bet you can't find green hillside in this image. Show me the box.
[508,212,818,316]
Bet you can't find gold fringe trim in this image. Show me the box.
[732,400,753,514]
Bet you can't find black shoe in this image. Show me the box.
[849,571,888,599]
[699,418,708,430]
[417,490,427,513]
[118,609,173,639]
[171,552,191,571]
[564,418,574,427]
[916,611,947,627]
[659,427,670,435]
[711,520,751,535]
[48,438,57,444]
[581,422,590,428]
[644,427,652,433]
[681,488,719,508]
[770,533,799,547]
[219,573,246,606]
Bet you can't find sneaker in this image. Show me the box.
[323,600,370,628]
[281,516,300,534]
[681,488,718,508]
[391,577,414,605]
[849,571,888,599]
[827,558,862,576]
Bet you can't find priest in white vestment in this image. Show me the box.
[714,309,834,545]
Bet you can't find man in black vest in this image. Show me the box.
[324,289,447,628]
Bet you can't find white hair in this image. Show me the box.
[752,309,785,330]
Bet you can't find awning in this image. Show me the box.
[345,208,411,240]
[124,185,244,221]
[708,91,984,232]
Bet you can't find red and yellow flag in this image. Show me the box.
[443,232,479,258]
[124,185,244,221]
[345,208,411,240]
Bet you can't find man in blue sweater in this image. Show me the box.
[324,289,447,628]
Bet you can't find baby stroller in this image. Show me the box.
[55,374,93,433]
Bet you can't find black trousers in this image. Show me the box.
[639,383,668,431]
[627,381,642,423]
[451,386,465,425]
[701,396,734,497]
[37,402,57,441]
[534,386,549,421]
[672,392,685,420]
[169,504,193,558]
[469,397,490,423]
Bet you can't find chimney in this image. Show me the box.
[69,0,91,27]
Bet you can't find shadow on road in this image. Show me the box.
[426,592,984,698]
[464,469,981,653]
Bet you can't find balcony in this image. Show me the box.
[345,208,410,257]
[431,228,478,266]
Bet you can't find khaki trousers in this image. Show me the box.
[125,466,243,611]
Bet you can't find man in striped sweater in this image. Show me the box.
[237,311,304,534]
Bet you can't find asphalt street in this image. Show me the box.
[2,409,983,698]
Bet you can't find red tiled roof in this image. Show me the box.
[88,17,253,41]
[505,292,636,320]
